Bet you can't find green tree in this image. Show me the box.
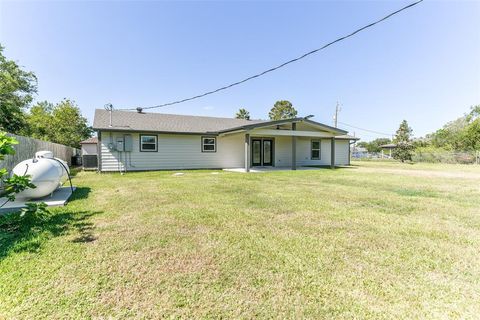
[235,108,250,120]
[25,101,54,140]
[425,105,480,151]
[0,45,37,133]
[392,120,414,162]
[268,100,298,120]
[461,118,480,151]
[26,99,92,148]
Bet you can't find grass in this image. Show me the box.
[1,162,480,318]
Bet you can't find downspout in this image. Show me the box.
[291,122,297,170]
[97,130,102,172]
[330,137,335,169]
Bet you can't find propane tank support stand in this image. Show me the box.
[0,186,76,214]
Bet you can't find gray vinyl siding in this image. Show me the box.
[99,131,244,171]
[334,140,350,165]
[81,144,98,155]
[296,138,333,166]
[99,130,351,171]
[274,136,293,167]
[275,137,349,167]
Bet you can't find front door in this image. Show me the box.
[251,138,273,166]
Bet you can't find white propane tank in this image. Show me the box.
[11,151,70,200]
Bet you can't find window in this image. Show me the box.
[140,135,157,152]
[311,140,321,160]
[202,137,216,152]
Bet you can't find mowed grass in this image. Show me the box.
[1,162,480,319]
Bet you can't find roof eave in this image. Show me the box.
[95,127,220,136]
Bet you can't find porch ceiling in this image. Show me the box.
[249,129,335,138]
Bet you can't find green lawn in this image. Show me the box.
[1,162,480,318]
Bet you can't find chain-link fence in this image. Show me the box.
[351,150,480,164]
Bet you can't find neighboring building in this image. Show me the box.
[80,137,99,169]
[92,109,359,172]
[80,137,98,155]
[380,143,397,158]
[351,145,368,159]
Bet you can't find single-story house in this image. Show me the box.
[92,109,359,172]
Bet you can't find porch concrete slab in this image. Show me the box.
[223,166,322,173]
[0,186,76,213]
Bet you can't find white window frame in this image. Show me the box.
[140,134,158,152]
[202,136,216,152]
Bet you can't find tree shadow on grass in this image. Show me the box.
[0,209,102,261]
[68,186,91,202]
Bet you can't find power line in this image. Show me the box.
[121,0,424,111]
[338,121,393,137]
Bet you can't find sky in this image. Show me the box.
[1,0,479,141]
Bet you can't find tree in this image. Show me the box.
[425,105,480,151]
[25,101,54,140]
[392,120,414,162]
[426,116,468,150]
[268,100,298,120]
[461,118,480,151]
[0,45,37,133]
[235,108,250,120]
[26,99,92,148]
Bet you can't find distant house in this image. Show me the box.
[92,109,359,172]
[80,137,98,155]
[80,137,99,169]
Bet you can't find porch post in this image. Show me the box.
[330,137,335,169]
[292,122,297,170]
[245,133,250,172]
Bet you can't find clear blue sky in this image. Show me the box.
[1,1,479,141]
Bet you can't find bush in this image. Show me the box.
[412,146,477,164]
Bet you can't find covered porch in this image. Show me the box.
[219,118,358,172]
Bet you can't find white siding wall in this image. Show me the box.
[81,144,97,155]
[100,132,244,171]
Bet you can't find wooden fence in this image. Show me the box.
[0,133,80,176]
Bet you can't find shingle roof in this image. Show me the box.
[93,109,266,133]
[92,109,352,137]
[335,134,360,140]
[80,137,98,144]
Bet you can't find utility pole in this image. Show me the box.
[333,101,341,127]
